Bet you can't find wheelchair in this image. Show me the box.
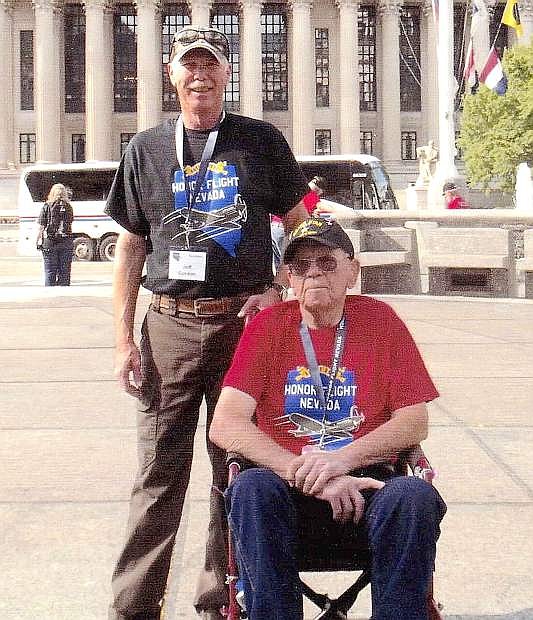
[222,445,443,620]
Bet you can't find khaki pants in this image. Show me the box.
[109,308,244,619]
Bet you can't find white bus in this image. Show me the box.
[18,155,398,261]
[18,162,121,261]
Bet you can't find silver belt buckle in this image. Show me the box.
[193,297,217,317]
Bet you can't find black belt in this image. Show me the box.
[150,293,249,317]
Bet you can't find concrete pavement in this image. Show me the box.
[1,255,533,619]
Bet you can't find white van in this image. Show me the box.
[18,162,121,261]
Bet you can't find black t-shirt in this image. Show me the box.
[105,114,308,297]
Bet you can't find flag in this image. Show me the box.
[471,0,489,37]
[502,0,523,36]
[464,39,479,92]
[479,47,508,95]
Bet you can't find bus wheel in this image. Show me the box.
[99,235,118,262]
[73,236,95,261]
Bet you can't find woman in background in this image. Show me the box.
[36,183,74,286]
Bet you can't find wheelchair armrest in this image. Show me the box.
[402,444,436,484]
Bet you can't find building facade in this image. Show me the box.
[1,0,532,185]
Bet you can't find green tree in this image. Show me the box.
[458,40,533,193]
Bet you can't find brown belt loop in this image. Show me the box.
[150,293,249,317]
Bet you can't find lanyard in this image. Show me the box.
[299,316,347,447]
[175,112,224,217]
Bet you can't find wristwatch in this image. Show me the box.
[263,282,287,299]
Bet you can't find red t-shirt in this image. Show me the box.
[446,195,469,209]
[223,296,438,455]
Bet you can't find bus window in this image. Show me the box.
[25,169,116,202]
[368,163,398,209]
[298,161,352,207]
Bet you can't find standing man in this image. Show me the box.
[105,26,309,620]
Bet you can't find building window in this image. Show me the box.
[360,131,373,155]
[64,4,86,113]
[121,132,136,156]
[315,129,331,155]
[315,28,329,108]
[401,131,417,160]
[359,6,376,112]
[162,4,190,111]
[20,133,36,164]
[20,31,34,111]
[114,5,137,112]
[400,6,421,111]
[262,5,288,111]
[212,6,240,112]
[72,134,86,162]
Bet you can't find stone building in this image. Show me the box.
[0,0,532,200]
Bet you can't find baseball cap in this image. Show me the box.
[442,182,457,194]
[283,217,355,263]
[172,26,230,65]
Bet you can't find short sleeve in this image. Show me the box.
[223,309,277,402]
[266,126,309,217]
[386,310,439,412]
[104,141,150,237]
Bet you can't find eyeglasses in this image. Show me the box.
[287,255,339,277]
[173,27,230,60]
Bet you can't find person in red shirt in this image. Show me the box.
[443,182,469,209]
[210,217,446,620]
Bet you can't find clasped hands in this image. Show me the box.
[286,449,384,525]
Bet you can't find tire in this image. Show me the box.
[98,234,118,262]
[72,236,96,261]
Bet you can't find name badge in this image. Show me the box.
[168,248,207,281]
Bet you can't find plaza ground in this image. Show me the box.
[1,250,532,619]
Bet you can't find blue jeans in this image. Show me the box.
[42,238,74,286]
[225,468,446,620]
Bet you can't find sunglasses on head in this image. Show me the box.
[287,255,339,277]
[173,27,230,59]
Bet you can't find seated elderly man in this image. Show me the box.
[209,217,446,620]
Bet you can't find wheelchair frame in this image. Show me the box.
[222,445,443,620]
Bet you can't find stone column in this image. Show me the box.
[377,0,401,162]
[33,0,64,163]
[521,0,533,44]
[190,0,211,26]
[84,0,114,161]
[136,0,162,132]
[337,0,360,154]
[421,0,438,144]
[0,0,14,168]
[239,0,263,119]
[290,0,314,155]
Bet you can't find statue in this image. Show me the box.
[416,140,438,186]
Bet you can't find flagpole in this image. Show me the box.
[436,0,459,184]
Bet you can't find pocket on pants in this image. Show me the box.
[136,379,159,469]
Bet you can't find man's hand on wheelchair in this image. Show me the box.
[287,449,354,495]
[316,476,385,524]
